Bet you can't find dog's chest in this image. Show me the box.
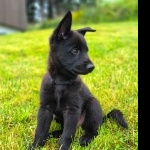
[54,85,66,105]
[54,85,66,106]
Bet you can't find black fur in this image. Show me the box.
[29,11,128,150]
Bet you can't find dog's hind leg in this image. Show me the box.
[80,99,103,146]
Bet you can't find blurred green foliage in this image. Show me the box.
[28,0,138,30]
[73,0,138,23]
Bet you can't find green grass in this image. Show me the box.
[0,20,138,150]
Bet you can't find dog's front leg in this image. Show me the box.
[29,105,53,149]
[59,107,80,150]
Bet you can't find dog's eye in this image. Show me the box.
[71,48,80,54]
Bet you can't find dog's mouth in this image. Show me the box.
[71,64,95,75]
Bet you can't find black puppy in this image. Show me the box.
[29,11,128,150]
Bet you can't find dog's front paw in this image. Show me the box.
[28,144,36,150]
[79,135,94,146]
[58,144,68,150]
[28,138,46,150]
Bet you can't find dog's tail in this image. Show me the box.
[103,109,128,129]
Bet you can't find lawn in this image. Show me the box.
[0,20,138,150]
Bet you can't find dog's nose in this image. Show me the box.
[86,63,95,71]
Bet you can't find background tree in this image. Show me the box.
[26,0,37,23]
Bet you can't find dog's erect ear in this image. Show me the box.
[77,27,96,36]
[55,11,72,40]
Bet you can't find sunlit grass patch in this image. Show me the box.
[0,21,138,150]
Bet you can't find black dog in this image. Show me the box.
[29,11,128,150]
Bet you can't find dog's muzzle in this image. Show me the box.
[72,62,95,75]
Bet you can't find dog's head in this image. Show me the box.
[49,11,96,76]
